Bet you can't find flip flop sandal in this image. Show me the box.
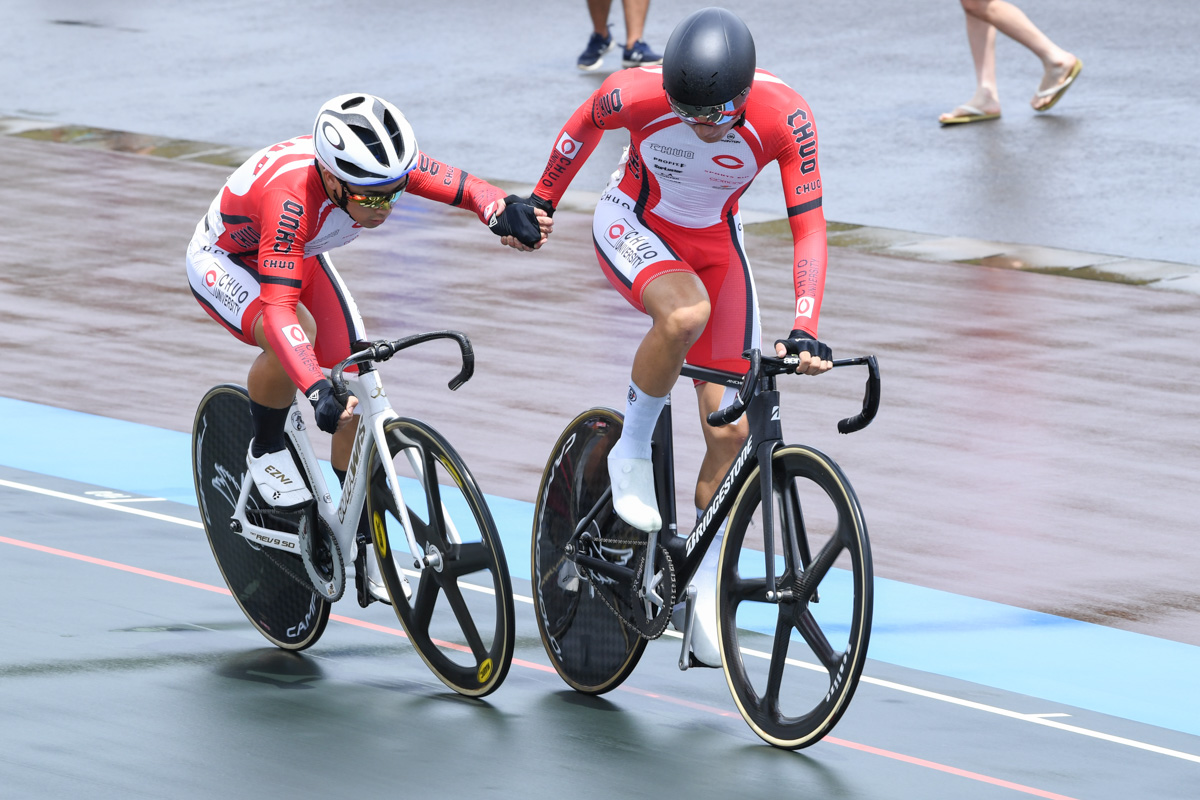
[939,104,1001,126]
[1034,59,1083,112]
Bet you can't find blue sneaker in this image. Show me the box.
[622,40,662,68]
[577,26,615,71]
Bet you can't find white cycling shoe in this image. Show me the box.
[247,441,313,510]
[363,545,411,605]
[607,454,662,532]
[671,582,723,668]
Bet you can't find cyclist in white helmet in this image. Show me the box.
[186,94,551,603]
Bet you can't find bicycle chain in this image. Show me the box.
[582,536,676,641]
[246,507,341,598]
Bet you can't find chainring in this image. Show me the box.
[298,508,345,602]
[630,544,675,639]
[584,539,675,641]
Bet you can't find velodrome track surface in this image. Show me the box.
[1,132,1199,798]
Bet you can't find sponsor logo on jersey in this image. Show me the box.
[229,226,260,251]
[786,109,818,175]
[647,143,694,159]
[205,269,251,316]
[417,154,441,176]
[711,154,745,170]
[795,296,815,319]
[273,199,304,254]
[283,325,310,347]
[603,217,660,270]
[594,88,623,125]
[556,132,584,158]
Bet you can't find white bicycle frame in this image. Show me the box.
[226,367,456,592]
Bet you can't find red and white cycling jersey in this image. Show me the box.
[534,67,827,336]
[188,135,504,396]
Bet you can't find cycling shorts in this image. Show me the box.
[186,232,366,372]
[591,186,761,376]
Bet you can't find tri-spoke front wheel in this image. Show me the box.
[718,445,872,749]
[366,418,514,697]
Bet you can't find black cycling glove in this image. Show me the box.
[488,195,543,247]
[306,379,347,434]
[775,330,832,363]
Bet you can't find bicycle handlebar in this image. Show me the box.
[330,330,475,406]
[702,350,880,434]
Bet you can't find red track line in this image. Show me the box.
[2,533,1080,799]
[824,737,1080,800]
[1,535,231,595]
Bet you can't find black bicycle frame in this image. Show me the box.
[655,361,785,598]
[571,351,879,608]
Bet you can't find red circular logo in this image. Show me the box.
[205,270,217,287]
[712,155,745,169]
[608,223,626,240]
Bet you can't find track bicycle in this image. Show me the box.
[192,330,515,697]
[532,348,880,747]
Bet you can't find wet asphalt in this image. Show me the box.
[1,0,1197,264]
[1,2,1199,798]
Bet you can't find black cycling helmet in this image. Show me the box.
[662,7,756,124]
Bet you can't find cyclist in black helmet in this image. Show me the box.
[522,8,834,667]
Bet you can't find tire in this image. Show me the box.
[718,444,872,749]
[531,408,648,694]
[192,385,330,650]
[366,418,514,697]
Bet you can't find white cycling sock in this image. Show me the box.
[609,380,666,460]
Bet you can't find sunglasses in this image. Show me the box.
[668,88,751,126]
[339,175,409,209]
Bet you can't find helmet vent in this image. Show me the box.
[348,123,389,167]
[382,109,407,162]
[335,157,385,181]
[341,96,366,110]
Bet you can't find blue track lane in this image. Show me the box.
[3,395,1197,737]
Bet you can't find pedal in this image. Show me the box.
[354,526,403,607]
[676,585,697,671]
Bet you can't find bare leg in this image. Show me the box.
[607,270,709,532]
[587,0,613,36]
[250,304,356,471]
[630,271,710,397]
[961,0,1078,110]
[940,10,1001,122]
[621,0,650,47]
[693,381,749,510]
[250,305,315,408]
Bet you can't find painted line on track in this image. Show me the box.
[4,395,1200,741]
[2,475,1197,769]
[0,528,1090,799]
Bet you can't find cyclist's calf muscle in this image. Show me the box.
[694,381,749,509]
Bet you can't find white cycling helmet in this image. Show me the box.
[313,93,419,186]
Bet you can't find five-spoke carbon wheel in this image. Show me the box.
[366,417,514,697]
[718,444,872,749]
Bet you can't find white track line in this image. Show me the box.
[2,475,1197,764]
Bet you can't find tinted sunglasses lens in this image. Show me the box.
[668,90,750,125]
[355,189,402,209]
[348,187,405,208]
